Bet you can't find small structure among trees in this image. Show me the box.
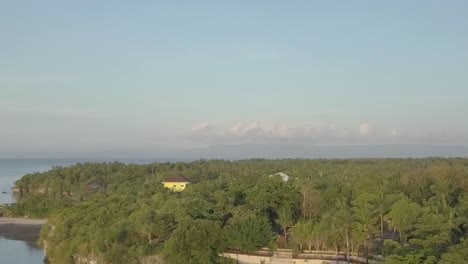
[269,172,290,182]
[161,174,190,192]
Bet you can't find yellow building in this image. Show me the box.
[162,174,190,192]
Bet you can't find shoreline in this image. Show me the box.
[0,218,45,246]
[0,217,47,225]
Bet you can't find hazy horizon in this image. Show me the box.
[2,144,468,160]
[2,1,467,158]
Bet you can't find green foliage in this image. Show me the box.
[224,214,273,251]
[290,221,314,250]
[276,205,295,246]
[386,197,421,245]
[8,194,72,218]
[385,253,437,264]
[247,176,299,220]
[8,158,468,263]
[130,209,176,245]
[162,219,224,264]
[439,238,468,264]
[352,193,378,235]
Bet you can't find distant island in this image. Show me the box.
[4,158,468,264]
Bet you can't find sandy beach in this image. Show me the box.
[0,217,46,225]
[0,217,46,244]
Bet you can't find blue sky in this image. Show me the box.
[1,1,468,157]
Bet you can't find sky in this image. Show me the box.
[1,1,468,158]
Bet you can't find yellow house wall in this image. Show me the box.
[163,182,188,191]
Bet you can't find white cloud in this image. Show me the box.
[390,129,401,138]
[227,122,304,139]
[228,121,263,137]
[229,121,467,146]
[190,121,211,133]
[266,124,301,138]
[224,122,361,141]
[186,120,468,146]
[359,123,375,137]
[303,124,354,140]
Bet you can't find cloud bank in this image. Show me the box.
[188,120,468,146]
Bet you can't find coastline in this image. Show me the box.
[0,159,51,263]
[0,217,47,225]
[0,217,46,246]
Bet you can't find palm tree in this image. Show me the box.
[333,200,354,263]
[386,197,421,245]
[312,219,329,252]
[352,193,378,254]
[276,206,294,247]
[291,221,311,251]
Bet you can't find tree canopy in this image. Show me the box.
[10,158,468,263]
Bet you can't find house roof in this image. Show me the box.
[269,172,290,182]
[162,174,190,183]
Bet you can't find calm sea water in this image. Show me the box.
[0,158,167,264]
[0,238,44,264]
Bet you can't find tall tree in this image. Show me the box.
[372,177,405,242]
[132,209,175,245]
[163,219,224,264]
[291,221,314,251]
[297,179,324,220]
[439,238,468,264]
[276,206,295,247]
[386,197,421,245]
[224,214,273,251]
[333,200,354,262]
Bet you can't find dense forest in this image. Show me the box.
[6,158,468,264]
